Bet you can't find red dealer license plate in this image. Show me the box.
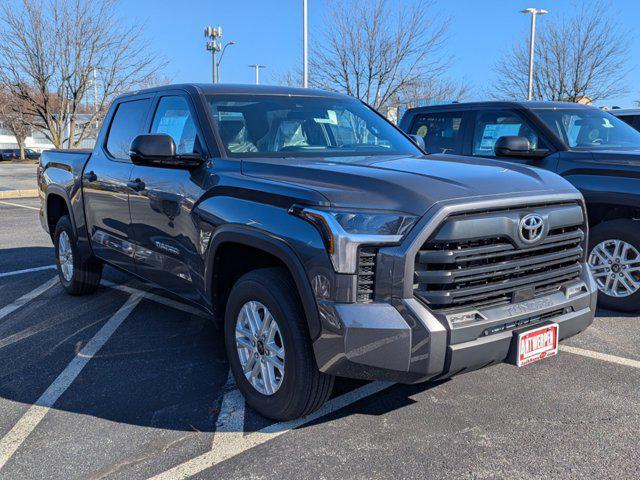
[516,323,559,367]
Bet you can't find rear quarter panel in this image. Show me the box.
[39,150,93,257]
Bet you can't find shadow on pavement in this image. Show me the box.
[0,248,443,435]
[595,307,639,319]
[0,246,54,273]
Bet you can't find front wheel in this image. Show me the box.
[54,215,103,295]
[588,219,640,312]
[224,268,334,420]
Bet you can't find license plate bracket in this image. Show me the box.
[509,323,559,367]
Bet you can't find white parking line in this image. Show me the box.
[0,200,39,211]
[150,343,640,480]
[0,265,56,279]
[0,277,58,322]
[559,345,640,369]
[211,373,245,446]
[0,292,144,471]
[149,381,393,480]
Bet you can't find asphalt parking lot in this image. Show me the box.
[0,163,38,192]
[0,196,639,479]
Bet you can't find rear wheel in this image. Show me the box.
[54,215,103,295]
[224,268,334,420]
[588,219,640,312]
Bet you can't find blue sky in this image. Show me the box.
[70,1,640,107]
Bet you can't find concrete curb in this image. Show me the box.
[0,189,39,199]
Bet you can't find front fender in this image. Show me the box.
[204,225,323,340]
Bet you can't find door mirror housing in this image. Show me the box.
[408,134,426,151]
[494,136,549,159]
[129,134,204,169]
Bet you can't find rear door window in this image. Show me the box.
[472,110,544,156]
[410,112,464,154]
[105,98,151,160]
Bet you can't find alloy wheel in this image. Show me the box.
[58,231,74,282]
[588,239,640,297]
[235,300,285,395]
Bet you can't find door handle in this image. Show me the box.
[126,178,146,192]
[84,170,97,182]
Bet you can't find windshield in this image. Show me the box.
[532,107,640,150]
[206,94,421,158]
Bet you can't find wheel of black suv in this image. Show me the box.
[588,219,640,312]
[54,215,103,295]
[224,268,334,421]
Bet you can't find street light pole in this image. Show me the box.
[520,7,548,101]
[248,65,266,85]
[204,25,223,83]
[302,0,308,87]
[217,41,236,83]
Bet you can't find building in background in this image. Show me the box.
[0,114,98,152]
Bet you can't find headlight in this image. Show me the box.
[331,211,417,236]
[289,206,418,273]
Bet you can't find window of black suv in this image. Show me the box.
[532,108,640,150]
[206,95,421,158]
[409,111,464,154]
[471,109,548,156]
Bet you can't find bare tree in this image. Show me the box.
[0,0,166,148]
[399,78,470,109]
[308,0,465,110]
[492,1,630,103]
[0,88,31,159]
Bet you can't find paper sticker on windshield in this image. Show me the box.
[602,117,614,128]
[315,110,339,125]
[416,125,428,137]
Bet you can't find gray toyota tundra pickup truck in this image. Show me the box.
[38,84,597,420]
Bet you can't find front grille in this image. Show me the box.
[356,247,377,303]
[414,204,585,312]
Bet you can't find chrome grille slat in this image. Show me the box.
[417,230,584,264]
[416,246,583,284]
[415,264,582,304]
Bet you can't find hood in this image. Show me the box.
[242,154,578,216]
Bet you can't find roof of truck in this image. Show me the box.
[130,83,346,98]
[405,100,600,113]
[610,108,640,116]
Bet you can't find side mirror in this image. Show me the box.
[494,136,549,159]
[409,134,426,151]
[129,134,203,169]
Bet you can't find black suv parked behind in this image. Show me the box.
[401,101,640,312]
[611,108,640,132]
[38,85,596,420]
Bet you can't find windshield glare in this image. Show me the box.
[206,94,420,158]
[532,108,640,150]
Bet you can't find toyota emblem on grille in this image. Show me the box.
[519,214,545,243]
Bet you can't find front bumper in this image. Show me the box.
[313,267,597,383]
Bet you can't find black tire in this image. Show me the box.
[54,215,103,295]
[588,219,640,312]
[224,267,334,420]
